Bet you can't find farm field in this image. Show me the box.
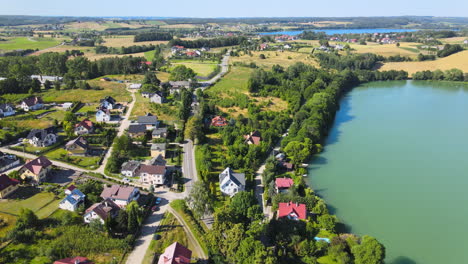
[171,60,218,77]
[101,36,169,48]
[0,37,62,51]
[230,50,317,69]
[347,41,425,57]
[439,37,467,44]
[31,45,91,56]
[380,50,468,75]
[63,21,162,31]
[83,51,147,61]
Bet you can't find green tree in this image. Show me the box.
[284,139,312,165]
[43,80,52,90]
[169,65,196,81]
[143,71,161,86]
[127,201,140,233]
[184,116,202,142]
[351,235,386,264]
[185,181,213,219]
[317,214,337,231]
[31,78,41,93]
[16,208,38,230]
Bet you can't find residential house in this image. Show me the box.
[129,83,142,89]
[201,47,210,52]
[158,242,192,264]
[219,167,245,197]
[278,202,307,220]
[244,131,261,145]
[0,153,20,173]
[211,116,228,127]
[137,164,166,187]
[128,124,147,138]
[141,92,154,98]
[61,102,73,110]
[65,136,89,156]
[0,103,15,117]
[283,44,292,49]
[259,43,269,50]
[100,185,140,207]
[19,156,53,183]
[149,154,167,166]
[0,174,19,199]
[59,188,86,212]
[275,177,294,193]
[31,75,62,84]
[185,51,199,57]
[279,161,294,171]
[152,127,168,139]
[169,81,191,89]
[121,160,141,177]
[53,256,94,264]
[84,198,120,223]
[149,92,165,104]
[96,108,111,122]
[20,96,44,111]
[75,119,94,135]
[138,115,159,130]
[99,96,116,110]
[151,143,166,158]
[27,127,57,147]
[65,184,76,195]
[171,45,185,54]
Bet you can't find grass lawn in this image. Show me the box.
[318,256,339,264]
[347,41,425,57]
[145,50,156,61]
[131,92,152,119]
[0,191,60,237]
[171,60,218,77]
[45,148,101,169]
[143,212,196,264]
[230,50,318,69]
[0,37,61,51]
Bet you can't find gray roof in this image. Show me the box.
[152,127,168,136]
[137,115,158,125]
[149,154,167,166]
[219,167,245,187]
[151,143,166,151]
[121,160,141,172]
[27,127,57,141]
[0,103,14,111]
[128,124,146,134]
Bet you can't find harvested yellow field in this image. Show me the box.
[299,21,353,27]
[156,71,170,82]
[254,96,289,112]
[348,42,423,57]
[380,50,468,75]
[439,37,467,44]
[31,45,92,56]
[84,52,146,60]
[101,36,169,47]
[230,50,317,69]
[160,24,200,29]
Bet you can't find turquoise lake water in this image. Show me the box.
[308,80,468,264]
[259,28,417,36]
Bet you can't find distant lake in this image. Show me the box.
[259,28,418,36]
[308,80,468,264]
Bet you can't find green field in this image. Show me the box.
[0,37,61,51]
[171,60,218,77]
[206,66,253,97]
[145,50,156,61]
[45,148,101,169]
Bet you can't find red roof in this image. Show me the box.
[66,184,76,191]
[21,156,52,175]
[278,202,307,220]
[211,116,228,127]
[173,45,184,49]
[158,242,192,264]
[244,131,261,145]
[140,61,152,65]
[54,256,93,264]
[275,177,294,189]
[75,119,94,130]
[0,174,19,192]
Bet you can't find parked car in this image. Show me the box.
[152,205,159,211]
[155,197,162,205]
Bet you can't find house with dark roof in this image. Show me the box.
[0,103,15,117]
[75,119,94,135]
[26,127,57,147]
[96,108,111,122]
[84,198,120,223]
[137,164,166,187]
[278,202,307,220]
[149,154,167,166]
[128,124,147,138]
[19,156,52,183]
[53,256,93,264]
[275,177,294,193]
[59,188,85,212]
[211,116,228,127]
[152,127,168,139]
[158,242,192,264]
[121,160,141,177]
[20,96,44,111]
[0,174,19,199]
[219,167,245,197]
[65,136,89,156]
[151,143,166,158]
[137,115,159,130]
[244,131,261,145]
[100,185,140,207]
[0,153,20,173]
[99,96,116,110]
[65,184,76,195]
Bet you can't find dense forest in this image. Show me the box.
[133,32,173,42]
[169,36,248,48]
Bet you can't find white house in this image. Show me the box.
[99,96,116,110]
[219,167,245,197]
[100,185,140,207]
[96,108,111,122]
[83,198,120,224]
[26,127,57,147]
[149,93,165,104]
[30,75,62,84]
[0,104,15,117]
[129,83,142,89]
[59,188,85,212]
[121,160,141,177]
[137,164,166,187]
[20,96,44,112]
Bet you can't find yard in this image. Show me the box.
[0,37,62,51]
[230,50,318,69]
[0,190,60,237]
[45,148,102,170]
[131,92,153,119]
[171,60,219,77]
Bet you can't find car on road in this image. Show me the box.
[155,197,162,205]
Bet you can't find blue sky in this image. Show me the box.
[0,0,466,17]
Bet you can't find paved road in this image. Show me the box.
[199,51,230,87]
[182,139,197,197]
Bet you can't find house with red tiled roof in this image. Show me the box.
[158,242,192,264]
[54,256,94,264]
[75,119,94,135]
[244,131,261,145]
[278,202,307,221]
[0,174,19,199]
[18,156,52,183]
[211,116,228,127]
[275,177,294,193]
[84,198,120,224]
[100,185,140,207]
